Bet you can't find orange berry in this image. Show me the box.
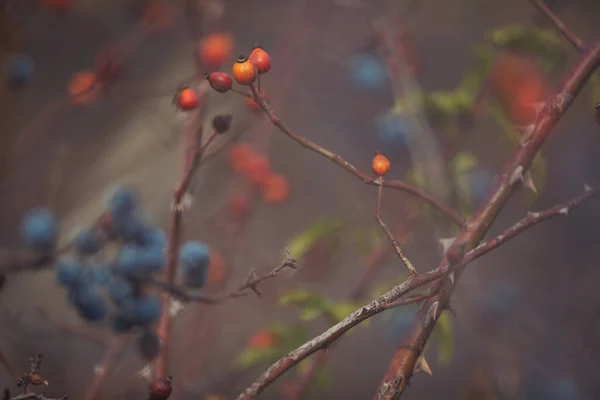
[42,0,72,11]
[174,87,198,110]
[248,45,271,74]
[67,71,98,106]
[232,55,257,86]
[207,250,226,285]
[261,173,290,205]
[248,330,275,350]
[242,154,271,186]
[245,90,266,113]
[228,193,251,221]
[228,143,255,173]
[206,72,232,93]
[198,33,233,69]
[372,153,390,177]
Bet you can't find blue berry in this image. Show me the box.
[133,295,162,326]
[135,228,166,249]
[108,277,135,307]
[56,258,83,287]
[180,241,210,288]
[74,229,104,255]
[375,111,412,148]
[108,186,138,218]
[88,263,112,286]
[70,284,107,322]
[137,330,162,361]
[116,244,164,277]
[5,54,33,89]
[468,169,494,204]
[389,308,417,340]
[111,311,136,333]
[112,212,148,242]
[349,54,387,91]
[485,282,518,318]
[21,208,58,252]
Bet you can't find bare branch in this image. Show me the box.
[527,0,586,52]
[375,41,600,399]
[247,85,464,227]
[236,180,600,399]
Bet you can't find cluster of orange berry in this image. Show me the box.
[228,143,290,207]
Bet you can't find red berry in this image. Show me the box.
[206,72,232,93]
[174,87,198,110]
[248,45,271,74]
[149,376,172,400]
[372,153,390,177]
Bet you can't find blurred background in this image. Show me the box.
[1,0,600,399]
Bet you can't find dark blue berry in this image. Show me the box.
[108,277,135,307]
[111,311,136,333]
[74,229,104,255]
[5,54,33,89]
[70,284,107,322]
[108,186,138,218]
[133,295,162,326]
[56,258,83,287]
[21,208,58,252]
[137,330,162,361]
[88,263,112,286]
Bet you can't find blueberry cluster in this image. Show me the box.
[20,186,213,361]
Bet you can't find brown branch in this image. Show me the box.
[528,0,586,52]
[153,83,209,380]
[236,177,600,400]
[375,42,600,399]
[83,336,127,400]
[247,86,464,227]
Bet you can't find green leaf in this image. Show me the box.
[325,302,359,324]
[280,290,330,322]
[278,324,309,349]
[234,347,281,370]
[299,305,326,321]
[279,289,316,306]
[451,152,478,174]
[487,26,567,72]
[286,217,346,259]
[435,311,454,365]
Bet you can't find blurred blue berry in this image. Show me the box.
[108,277,135,307]
[133,295,162,326]
[468,169,494,204]
[108,186,138,218]
[74,229,104,255]
[525,377,579,400]
[180,241,210,288]
[21,208,58,252]
[349,54,387,91]
[70,284,107,322]
[5,54,33,89]
[375,111,413,149]
[389,308,417,340]
[111,311,136,333]
[116,244,164,277]
[56,258,83,287]
[484,282,518,318]
[112,212,148,242]
[137,330,162,361]
[135,228,166,249]
[88,263,112,286]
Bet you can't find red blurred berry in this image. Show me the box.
[149,376,172,400]
[198,33,233,69]
[206,72,232,93]
[228,193,251,221]
[174,87,198,111]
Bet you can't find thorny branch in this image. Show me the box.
[3,353,68,400]
[527,0,586,52]
[237,34,600,396]
[375,42,600,400]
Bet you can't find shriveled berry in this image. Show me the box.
[372,153,390,177]
[137,330,162,361]
[212,114,232,133]
[206,72,232,93]
[232,55,257,86]
[149,376,172,400]
[248,45,271,74]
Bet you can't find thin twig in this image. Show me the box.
[236,180,600,399]
[83,336,128,400]
[528,0,585,52]
[246,86,464,227]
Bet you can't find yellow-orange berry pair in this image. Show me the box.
[372,153,390,177]
[233,46,271,86]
